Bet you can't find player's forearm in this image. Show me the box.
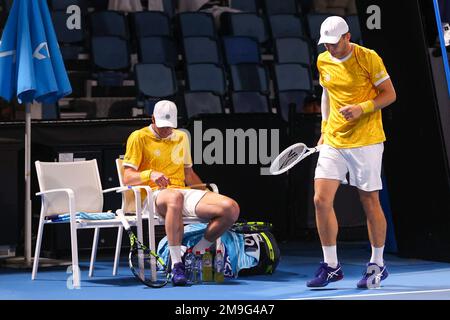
[373,88,397,111]
[185,168,203,186]
[123,169,150,186]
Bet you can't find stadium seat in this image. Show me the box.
[221,13,270,48]
[50,0,88,13]
[229,64,269,93]
[51,11,86,60]
[274,37,312,65]
[231,92,271,113]
[269,14,305,38]
[277,91,310,121]
[138,36,178,66]
[262,0,299,15]
[178,12,217,38]
[184,92,224,118]
[186,64,227,96]
[135,63,178,114]
[130,11,172,39]
[229,0,259,13]
[162,0,176,18]
[346,15,363,44]
[182,37,222,65]
[306,13,331,43]
[90,11,129,40]
[222,36,261,65]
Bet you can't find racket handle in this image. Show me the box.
[116,210,131,230]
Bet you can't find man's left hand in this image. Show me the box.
[339,105,363,121]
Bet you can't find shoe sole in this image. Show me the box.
[307,275,344,288]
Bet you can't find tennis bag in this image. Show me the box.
[232,222,281,276]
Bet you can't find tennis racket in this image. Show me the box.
[269,143,323,175]
[117,211,170,288]
[231,221,273,233]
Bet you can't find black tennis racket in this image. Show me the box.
[231,221,273,233]
[117,211,170,288]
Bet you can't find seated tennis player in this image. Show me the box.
[122,100,240,286]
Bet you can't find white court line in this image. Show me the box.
[285,288,450,300]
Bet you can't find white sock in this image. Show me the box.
[370,245,385,266]
[169,245,182,269]
[322,245,338,268]
[192,237,213,254]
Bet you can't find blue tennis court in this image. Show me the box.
[2,241,450,300]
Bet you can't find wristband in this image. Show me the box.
[139,169,152,183]
[359,100,375,114]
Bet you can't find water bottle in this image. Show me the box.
[194,251,202,284]
[202,248,213,282]
[214,249,224,283]
[184,248,195,284]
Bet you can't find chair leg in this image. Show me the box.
[89,228,100,277]
[113,226,123,276]
[31,218,45,280]
[70,222,81,288]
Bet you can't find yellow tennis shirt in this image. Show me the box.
[318,43,391,148]
[123,126,193,190]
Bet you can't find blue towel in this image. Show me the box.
[157,223,258,278]
[46,212,116,222]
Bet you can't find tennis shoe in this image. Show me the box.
[306,262,344,287]
[357,262,388,289]
[171,262,187,286]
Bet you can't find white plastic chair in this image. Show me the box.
[32,159,138,288]
[115,159,220,264]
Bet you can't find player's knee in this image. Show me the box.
[166,191,184,211]
[314,194,332,212]
[221,199,240,223]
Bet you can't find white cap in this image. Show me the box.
[318,16,349,45]
[153,100,177,128]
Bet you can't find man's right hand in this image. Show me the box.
[150,171,170,188]
[317,134,324,146]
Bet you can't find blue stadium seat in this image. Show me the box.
[135,63,178,114]
[186,64,227,96]
[346,15,362,44]
[221,13,269,47]
[274,37,312,65]
[90,11,129,40]
[162,0,176,18]
[90,0,109,11]
[262,0,299,15]
[178,12,217,38]
[229,64,269,93]
[138,36,178,66]
[51,11,86,60]
[130,11,172,38]
[50,0,88,13]
[274,63,313,121]
[182,37,221,64]
[222,36,261,65]
[229,0,259,13]
[231,92,271,113]
[269,14,305,38]
[183,92,224,118]
[306,13,331,43]
[91,36,131,86]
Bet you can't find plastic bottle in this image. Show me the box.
[194,250,203,284]
[214,249,225,283]
[202,248,213,282]
[184,248,195,284]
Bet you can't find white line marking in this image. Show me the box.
[286,288,450,300]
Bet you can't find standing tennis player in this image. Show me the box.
[122,100,240,286]
[306,16,397,288]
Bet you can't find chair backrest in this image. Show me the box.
[90,11,129,39]
[222,36,261,65]
[135,63,178,98]
[231,91,271,113]
[138,36,178,66]
[182,37,221,65]
[91,36,131,71]
[274,63,313,92]
[229,0,259,13]
[130,11,171,38]
[184,92,224,118]
[346,15,362,44]
[52,11,85,44]
[186,64,227,96]
[262,0,298,15]
[269,14,304,38]
[224,13,269,45]
[115,159,137,214]
[50,0,88,13]
[178,12,217,38]
[306,13,331,42]
[229,63,269,93]
[274,37,312,65]
[35,160,103,214]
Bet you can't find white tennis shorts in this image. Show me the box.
[151,188,208,217]
[314,143,384,192]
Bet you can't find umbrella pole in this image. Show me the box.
[25,103,32,265]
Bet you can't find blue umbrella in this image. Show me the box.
[0,0,72,265]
